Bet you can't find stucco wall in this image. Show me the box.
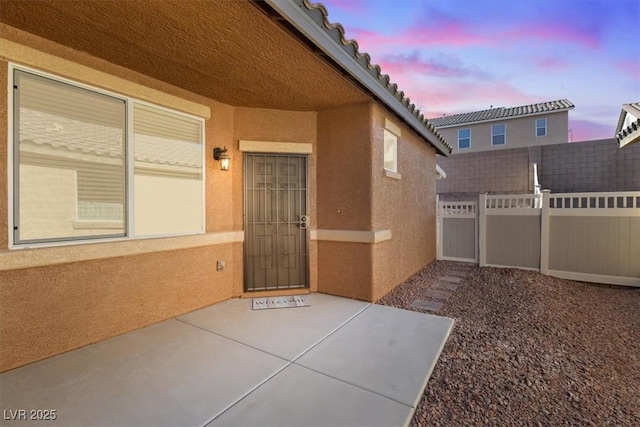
[0,38,239,371]
[437,111,569,154]
[0,244,236,373]
[316,103,374,300]
[370,105,437,300]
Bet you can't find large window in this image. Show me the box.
[491,124,506,146]
[383,129,398,173]
[12,68,204,246]
[536,118,547,137]
[458,128,471,149]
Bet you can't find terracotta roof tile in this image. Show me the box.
[429,99,575,128]
[300,0,452,153]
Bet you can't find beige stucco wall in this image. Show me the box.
[0,36,240,371]
[370,104,437,300]
[439,111,570,154]
[316,103,374,300]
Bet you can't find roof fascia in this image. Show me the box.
[265,0,451,156]
[435,108,573,130]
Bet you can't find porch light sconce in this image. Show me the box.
[213,146,230,171]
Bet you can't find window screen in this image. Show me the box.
[14,70,126,243]
[133,103,203,236]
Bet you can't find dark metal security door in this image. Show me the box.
[244,154,308,291]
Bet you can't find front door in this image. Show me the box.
[244,154,308,291]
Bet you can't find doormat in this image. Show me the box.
[252,295,310,310]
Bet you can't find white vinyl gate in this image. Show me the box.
[436,199,478,263]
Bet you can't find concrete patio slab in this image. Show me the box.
[178,293,369,361]
[1,294,454,427]
[296,304,454,407]
[210,364,412,427]
[0,319,287,427]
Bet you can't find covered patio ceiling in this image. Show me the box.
[0,0,370,111]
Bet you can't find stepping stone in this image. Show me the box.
[433,282,459,291]
[410,299,443,312]
[424,289,451,301]
[440,276,463,284]
[447,270,469,278]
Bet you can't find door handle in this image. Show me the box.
[298,215,308,229]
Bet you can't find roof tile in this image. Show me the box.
[430,99,575,128]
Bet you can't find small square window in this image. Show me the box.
[383,129,398,172]
[536,118,547,137]
[458,128,471,149]
[491,124,506,146]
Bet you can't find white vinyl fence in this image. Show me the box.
[438,191,640,286]
[436,198,477,263]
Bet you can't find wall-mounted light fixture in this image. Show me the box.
[213,146,230,171]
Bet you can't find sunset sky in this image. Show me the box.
[321,0,640,142]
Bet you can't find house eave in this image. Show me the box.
[264,0,452,156]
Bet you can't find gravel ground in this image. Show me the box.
[378,261,640,426]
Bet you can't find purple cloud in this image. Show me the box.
[378,51,491,80]
[568,119,613,142]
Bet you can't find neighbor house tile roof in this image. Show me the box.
[429,99,575,128]
[615,102,640,148]
[282,0,452,154]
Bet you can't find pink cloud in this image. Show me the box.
[616,59,640,80]
[568,119,613,142]
[506,22,601,50]
[534,56,572,72]
[377,51,490,80]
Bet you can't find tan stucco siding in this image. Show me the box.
[317,103,373,231]
[370,105,437,300]
[315,104,374,300]
[0,38,239,372]
[1,60,9,250]
[317,242,372,301]
[0,244,236,372]
[439,111,570,154]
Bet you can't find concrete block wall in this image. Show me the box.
[437,139,640,201]
[436,147,531,201]
[535,139,640,193]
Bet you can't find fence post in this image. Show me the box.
[436,194,441,260]
[479,193,487,267]
[540,190,551,275]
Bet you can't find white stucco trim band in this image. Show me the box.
[239,140,313,154]
[0,231,244,271]
[310,229,392,243]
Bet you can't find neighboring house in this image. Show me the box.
[615,102,640,148]
[431,100,574,154]
[0,0,451,372]
[436,138,640,201]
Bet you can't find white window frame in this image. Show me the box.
[536,118,547,137]
[491,124,506,146]
[8,64,206,249]
[458,128,471,149]
[383,129,398,173]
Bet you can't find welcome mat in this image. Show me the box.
[252,295,310,310]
